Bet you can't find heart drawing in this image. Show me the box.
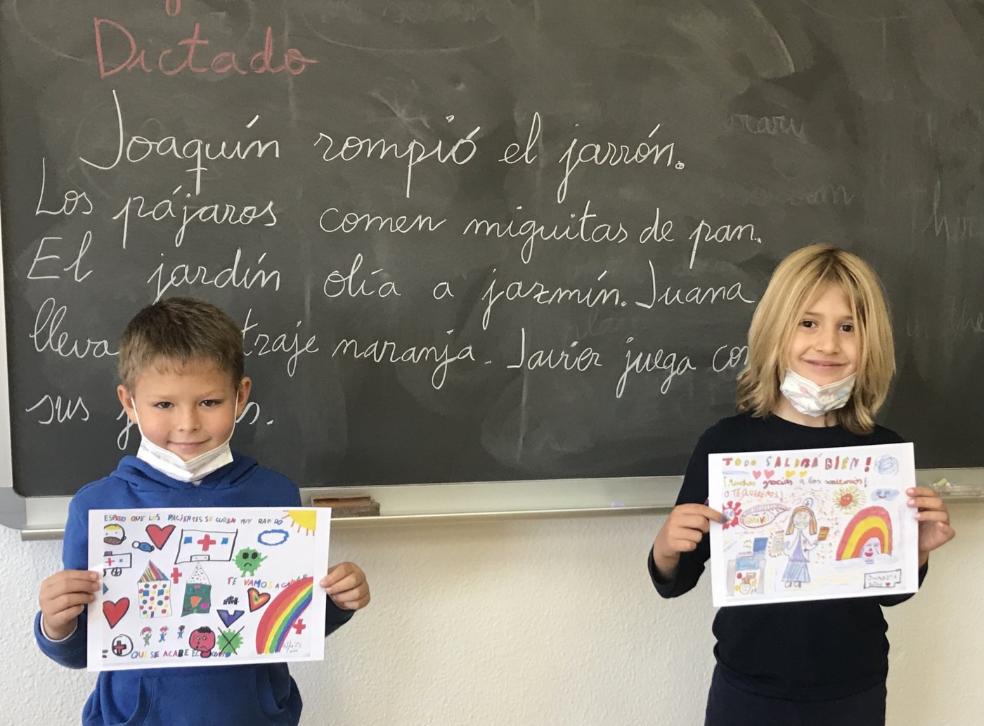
[103,598,130,629]
[145,524,176,550]
[248,587,271,612]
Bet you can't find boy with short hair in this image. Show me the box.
[36,297,369,725]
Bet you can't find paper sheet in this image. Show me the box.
[87,507,331,670]
[708,443,918,607]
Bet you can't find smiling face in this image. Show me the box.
[774,283,862,426]
[786,284,859,386]
[117,357,251,461]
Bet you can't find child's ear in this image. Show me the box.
[117,384,137,423]
[235,377,253,415]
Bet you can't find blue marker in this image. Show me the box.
[132,541,154,552]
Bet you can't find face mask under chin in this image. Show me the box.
[779,368,856,418]
[130,400,237,482]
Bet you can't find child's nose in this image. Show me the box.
[178,408,201,431]
[815,327,839,353]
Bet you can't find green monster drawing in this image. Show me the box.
[234,547,266,576]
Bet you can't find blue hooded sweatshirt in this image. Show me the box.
[34,453,354,726]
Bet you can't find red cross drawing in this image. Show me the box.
[197,534,217,551]
[171,567,182,584]
[291,618,306,635]
[112,639,128,656]
[104,556,115,567]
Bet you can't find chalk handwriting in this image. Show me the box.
[30,298,117,359]
[93,20,317,79]
[500,111,541,165]
[35,157,93,216]
[480,268,623,331]
[26,394,91,424]
[148,248,281,302]
[318,205,445,236]
[635,260,756,308]
[331,332,475,390]
[322,254,402,299]
[687,218,762,269]
[463,200,628,264]
[615,339,696,398]
[712,345,749,372]
[506,328,603,372]
[556,124,685,203]
[240,309,319,378]
[111,187,277,248]
[27,233,94,283]
[727,114,806,142]
[313,122,480,198]
[81,90,280,195]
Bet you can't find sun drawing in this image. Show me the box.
[833,485,865,513]
[285,509,317,536]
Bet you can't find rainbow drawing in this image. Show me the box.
[255,576,313,654]
[836,506,893,560]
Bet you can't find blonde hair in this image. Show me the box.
[736,244,895,434]
[118,297,244,390]
[786,505,818,536]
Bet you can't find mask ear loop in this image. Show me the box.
[129,397,146,441]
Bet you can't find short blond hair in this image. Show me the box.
[736,244,895,434]
[118,297,244,390]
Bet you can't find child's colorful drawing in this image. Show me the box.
[708,443,918,607]
[87,507,331,671]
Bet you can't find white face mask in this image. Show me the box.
[130,401,236,483]
[780,368,856,418]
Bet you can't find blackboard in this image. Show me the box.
[2,0,982,498]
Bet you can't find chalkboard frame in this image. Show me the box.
[4,0,984,531]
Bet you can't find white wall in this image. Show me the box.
[4,505,981,726]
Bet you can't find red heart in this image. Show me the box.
[764,470,775,479]
[248,587,271,612]
[145,524,175,550]
[103,598,130,629]
[752,470,761,479]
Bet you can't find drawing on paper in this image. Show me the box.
[248,587,271,612]
[234,547,266,576]
[145,524,176,550]
[835,506,892,561]
[137,560,171,618]
[181,565,212,616]
[103,524,126,546]
[708,443,919,607]
[255,577,313,654]
[87,507,332,671]
[175,529,238,563]
[284,510,317,536]
[102,551,132,577]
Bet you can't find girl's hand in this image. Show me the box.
[907,487,956,566]
[652,504,723,578]
[321,562,371,611]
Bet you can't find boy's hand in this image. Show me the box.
[907,487,956,566]
[652,504,723,578]
[321,562,370,611]
[39,570,100,640]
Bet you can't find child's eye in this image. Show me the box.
[840,323,855,333]
[153,402,173,410]
[800,320,816,329]
[200,399,222,408]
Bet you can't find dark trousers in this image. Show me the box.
[704,666,886,726]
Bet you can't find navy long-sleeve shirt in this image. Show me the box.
[650,413,928,701]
